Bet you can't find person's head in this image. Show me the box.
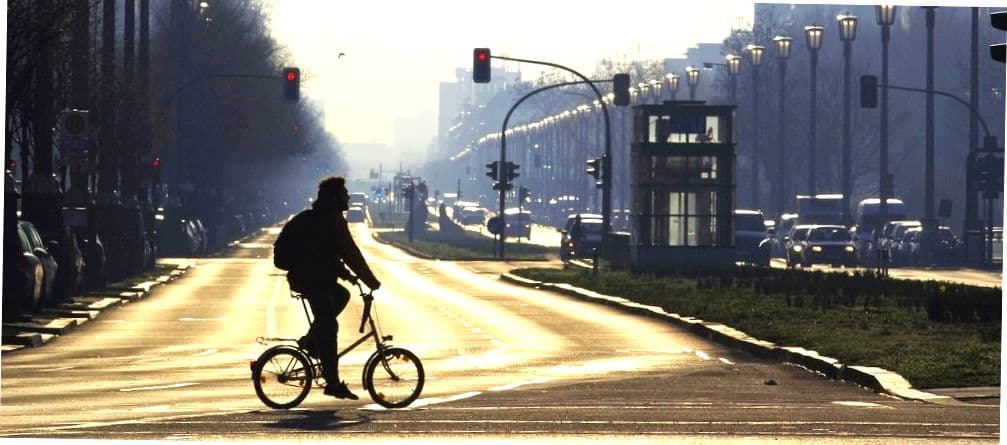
[315,176,349,211]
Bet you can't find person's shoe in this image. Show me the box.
[324,381,359,400]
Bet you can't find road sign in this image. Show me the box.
[487,216,503,235]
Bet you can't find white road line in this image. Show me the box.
[695,350,711,360]
[719,357,734,365]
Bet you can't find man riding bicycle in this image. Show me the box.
[275,176,381,400]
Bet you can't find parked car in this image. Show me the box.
[457,206,486,226]
[785,224,815,268]
[158,210,200,256]
[798,225,858,267]
[503,209,532,239]
[4,222,44,318]
[346,206,366,223]
[19,221,59,308]
[559,213,603,261]
[734,209,771,266]
[771,212,799,258]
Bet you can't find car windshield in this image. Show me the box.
[808,227,851,242]
[791,229,809,241]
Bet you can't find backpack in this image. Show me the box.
[273,211,311,270]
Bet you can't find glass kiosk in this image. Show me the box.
[630,101,736,270]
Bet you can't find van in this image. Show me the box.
[852,198,908,262]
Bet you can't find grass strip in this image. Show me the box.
[376,230,553,261]
[512,267,1000,389]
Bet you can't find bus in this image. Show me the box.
[795,194,845,226]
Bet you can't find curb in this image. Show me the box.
[0,261,196,352]
[499,272,961,405]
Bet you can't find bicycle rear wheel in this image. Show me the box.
[364,347,424,408]
[252,346,313,409]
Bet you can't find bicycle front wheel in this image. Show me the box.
[364,347,424,408]
[252,346,313,409]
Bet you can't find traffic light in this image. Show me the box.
[585,156,604,187]
[473,48,491,83]
[991,11,1007,63]
[860,75,877,108]
[613,73,630,106]
[503,161,520,182]
[518,186,530,203]
[485,161,499,180]
[151,157,162,183]
[281,67,300,102]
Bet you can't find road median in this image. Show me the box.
[501,267,999,403]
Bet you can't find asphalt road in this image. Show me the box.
[0,223,998,442]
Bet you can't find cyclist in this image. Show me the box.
[279,176,381,400]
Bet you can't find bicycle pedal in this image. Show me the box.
[382,335,393,342]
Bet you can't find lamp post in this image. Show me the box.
[666,73,680,100]
[773,36,792,214]
[923,6,937,265]
[838,13,858,227]
[877,4,896,232]
[746,44,765,210]
[726,54,741,104]
[805,24,824,195]
[685,66,699,100]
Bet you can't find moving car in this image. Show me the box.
[785,224,815,268]
[503,208,532,239]
[457,206,486,226]
[734,209,771,266]
[559,213,603,261]
[346,206,366,223]
[799,225,857,267]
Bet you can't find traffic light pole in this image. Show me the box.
[492,58,613,260]
[493,77,608,257]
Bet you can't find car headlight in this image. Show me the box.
[792,245,803,253]
[567,242,574,248]
[811,245,823,252]
[844,245,855,253]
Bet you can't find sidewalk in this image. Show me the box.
[1,260,196,353]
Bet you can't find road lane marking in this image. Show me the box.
[488,377,553,392]
[719,357,734,365]
[831,401,890,408]
[695,350,711,360]
[119,382,200,392]
[39,366,77,372]
[192,349,218,357]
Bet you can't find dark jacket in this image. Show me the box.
[285,205,380,290]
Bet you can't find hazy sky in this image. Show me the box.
[263,0,756,151]
[263,0,1003,162]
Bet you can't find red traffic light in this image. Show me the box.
[285,71,298,81]
[151,158,161,168]
[473,48,491,83]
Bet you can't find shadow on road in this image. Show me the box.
[264,409,373,431]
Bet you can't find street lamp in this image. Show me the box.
[923,6,938,266]
[685,66,700,100]
[726,54,742,103]
[746,44,765,209]
[666,73,680,100]
[837,13,858,227]
[773,36,792,214]
[877,5,897,232]
[805,24,824,195]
